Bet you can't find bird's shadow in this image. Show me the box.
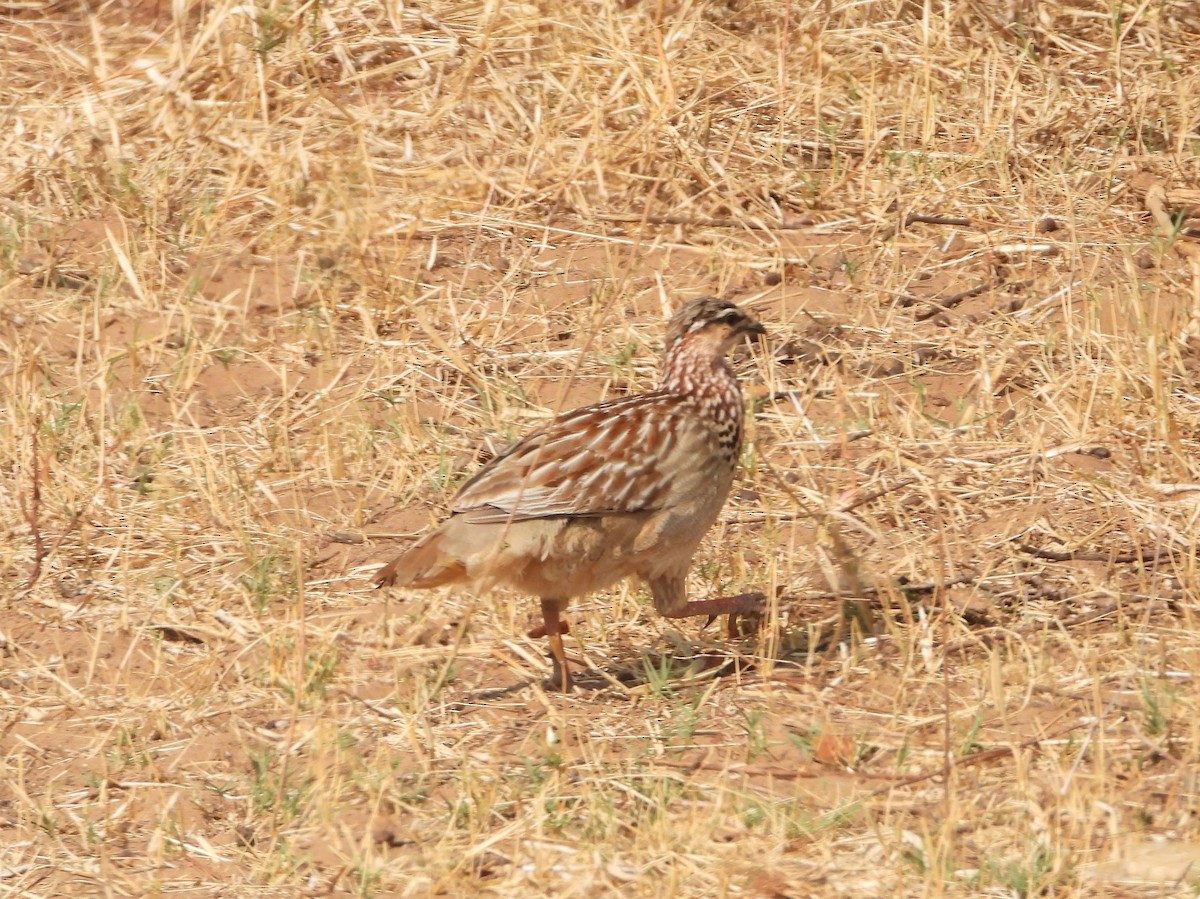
[462,632,804,703]
[457,606,889,703]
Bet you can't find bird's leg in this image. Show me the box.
[538,598,571,693]
[526,618,570,639]
[649,575,766,632]
[660,592,767,619]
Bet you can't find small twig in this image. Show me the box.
[13,419,88,601]
[1017,542,1172,565]
[1011,279,1084,320]
[898,278,1035,320]
[837,476,920,513]
[20,418,45,593]
[1054,597,1152,630]
[910,281,995,320]
[794,571,978,603]
[905,212,972,227]
[595,213,815,231]
[880,211,973,241]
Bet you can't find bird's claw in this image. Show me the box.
[727,591,768,638]
[702,592,768,636]
[545,651,572,693]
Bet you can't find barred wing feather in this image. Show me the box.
[450,393,688,523]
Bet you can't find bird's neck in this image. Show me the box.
[659,341,741,405]
[660,339,746,456]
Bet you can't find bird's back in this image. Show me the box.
[375,389,739,595]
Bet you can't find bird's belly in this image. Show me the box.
[490,514,650,598]
[495,490,732,598]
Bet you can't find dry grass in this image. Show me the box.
[3,0,1200,895]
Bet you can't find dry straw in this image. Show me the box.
[2,0,1200,895]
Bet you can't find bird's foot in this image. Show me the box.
[726,607,766,638]
[694,591,768,635]
[537,599,572,694]
[545,650,573,693]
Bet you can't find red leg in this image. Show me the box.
[539,598,571,693]
[648,576,766,637]
[650,574,765,620]
[659,592,766,620]
[526,618,570,639]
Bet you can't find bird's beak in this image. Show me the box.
[739,319,767,338]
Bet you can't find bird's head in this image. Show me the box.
[664,297,766,360]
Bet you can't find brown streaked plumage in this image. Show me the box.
[373,297,767,691]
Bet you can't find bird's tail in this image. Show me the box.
[372,529,466,589]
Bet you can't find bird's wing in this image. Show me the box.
[450,392,693,523]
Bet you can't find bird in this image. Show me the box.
[372,296,767,691]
